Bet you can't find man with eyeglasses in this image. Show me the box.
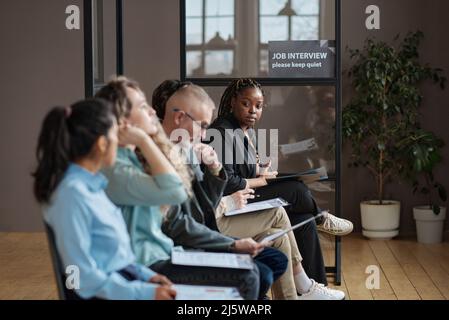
[152,80,289,300]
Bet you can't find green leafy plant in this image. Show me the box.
[398,130,447,214]
[343,31,446,205]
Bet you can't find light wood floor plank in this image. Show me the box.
[387,240,445,300]
[425,244,449,276]
[0,232,57,300]
[368,240,420,300]
[1,232,447,300]
[406,241,449,299]
[346,237,397,300]
[340,237,375,300]
[321,234,350,299]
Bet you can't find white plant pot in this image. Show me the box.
[413,206,446,244]
[361,200,401,240]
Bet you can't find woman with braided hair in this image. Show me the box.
[95,76,265,300]
[209,78,353,288]
[152,79,347,300]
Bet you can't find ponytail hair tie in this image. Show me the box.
[65,106,72,118]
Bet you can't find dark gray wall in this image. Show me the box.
[0,0,84,231]
[124,0,449,236]
[341,0,449,235]
[124,0,180,95]
[1,0,448,235]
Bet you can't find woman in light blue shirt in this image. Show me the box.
[97,77,260,300]
[33,98,176,300]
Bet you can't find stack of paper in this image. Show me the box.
[280,138,318,155]
[224,198,289,217]
[174,285,243,300]
[171,250,253,270]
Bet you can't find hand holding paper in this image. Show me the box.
[234,238,266,257]
[229,188,256,210]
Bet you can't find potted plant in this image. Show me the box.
[399,130,447,243]
[343,31,446,240]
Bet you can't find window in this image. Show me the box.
[186,0,236,77]
[181,0,342,286]
[183,0,334,79]
[203,85,336,175]
[259,0,320,75]
[92,0,117,91]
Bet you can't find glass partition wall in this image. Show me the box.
[183,0,335,79]
[83,0,342,284]
[182,0,342,284]
[84,0,123,97]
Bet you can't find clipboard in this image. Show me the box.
[171,250,254,270]
[267,168,328,185]
[224,197,289,217]
[259,212,326,243]
[174,285,243,300]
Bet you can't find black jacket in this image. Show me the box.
[162,163,235,252]
[209,114,258,196]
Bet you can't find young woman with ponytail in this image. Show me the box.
[96,77,261,300]
[33,99,176,300]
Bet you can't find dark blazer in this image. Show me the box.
[209,114,258,196]
[162,165,235,252]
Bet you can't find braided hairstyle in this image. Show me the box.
[218,78,265,117]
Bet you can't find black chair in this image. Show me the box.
[44,222,81,300]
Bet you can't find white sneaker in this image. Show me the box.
[297,280,345,300]
[317,212,353,236]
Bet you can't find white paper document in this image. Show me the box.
[171,250,253,270]
[174,284,243,300]
[280,138,318,156]
[259,212,326,243]
[224,198,290,217]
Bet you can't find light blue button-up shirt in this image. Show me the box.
[102,147,188,267]
[44,164,158,300]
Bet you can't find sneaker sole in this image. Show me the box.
[316,225,354,236]
[297,295,346,300]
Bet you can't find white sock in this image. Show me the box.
[295,270,313,294]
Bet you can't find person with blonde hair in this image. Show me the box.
[153,80,293,300]
[33,98,175,300]
[95,77,267,300]
[152,80,344,300]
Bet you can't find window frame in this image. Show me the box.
[185,0,237,77]
[180,0,342,285]
[257,0,321,75]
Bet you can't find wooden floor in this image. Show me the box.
[0,232,448,300]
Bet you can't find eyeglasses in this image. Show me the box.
[172,108,209,130]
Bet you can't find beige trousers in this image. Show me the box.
[216,206,302,300]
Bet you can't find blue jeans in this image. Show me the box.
[254,247,288,299]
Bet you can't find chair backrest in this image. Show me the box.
[44,222,78,300]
